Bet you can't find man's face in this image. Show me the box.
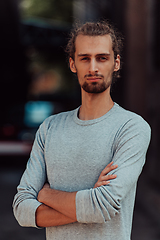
[69,34,120,94]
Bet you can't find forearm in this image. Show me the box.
[36,204,76,227]
[37,163,118,222]
[38,188,77,220]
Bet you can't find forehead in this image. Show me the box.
[75,34,113,55]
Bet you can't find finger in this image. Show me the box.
[95,180,110,188]
[101,164,118,176]
[106,161,114,167]
[102,162,118,173]
[101,174,117,181]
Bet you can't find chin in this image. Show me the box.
[82,82,111,94]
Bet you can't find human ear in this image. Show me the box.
[114,55,120,72]
[69,57,77,73]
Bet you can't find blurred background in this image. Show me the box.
[0,0,160,239]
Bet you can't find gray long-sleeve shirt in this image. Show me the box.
[13,103,151,240]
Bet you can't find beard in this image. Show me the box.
[81,80,112,93]
[75,65,113,93]
[81,73,112,93]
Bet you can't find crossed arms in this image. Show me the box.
[13,116,151,228]
[36,161,118,227]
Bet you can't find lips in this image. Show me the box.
[86,77,102,82]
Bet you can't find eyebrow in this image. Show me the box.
[77,53,111,57]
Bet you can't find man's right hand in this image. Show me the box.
[94,161,118,188]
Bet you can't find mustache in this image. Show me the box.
[84,73,104,78]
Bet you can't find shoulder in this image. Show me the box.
[39,109,76,132]
[113,103,151,143]
[34,109,76,145]
[114,103,150,129]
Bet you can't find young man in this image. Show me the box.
[13,21,151,240]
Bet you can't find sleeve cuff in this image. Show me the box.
[76,189,91,223]
[15,199,42,228]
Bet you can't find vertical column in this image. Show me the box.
[125,0,149,118]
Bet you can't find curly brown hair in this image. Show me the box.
[65,21,124,79]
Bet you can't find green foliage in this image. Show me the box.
[20,0,73,23]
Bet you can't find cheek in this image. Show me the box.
[76,66,86,79]
[107,63,116,73]
[103,65,115,79]
[75,69,83,83]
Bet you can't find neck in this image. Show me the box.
[79,88,114,120]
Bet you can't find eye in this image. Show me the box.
[97,56,108,61]
[81,57,90,61]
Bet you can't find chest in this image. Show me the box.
[44,121,115,191]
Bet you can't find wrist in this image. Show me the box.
[38,188,51,204]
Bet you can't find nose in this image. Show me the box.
[89,59,98,75]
